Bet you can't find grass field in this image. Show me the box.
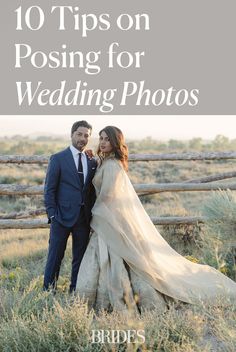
[0,136,236,351]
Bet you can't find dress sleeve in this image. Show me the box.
[96,159,125,203]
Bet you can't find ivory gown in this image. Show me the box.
[76,158,236,312]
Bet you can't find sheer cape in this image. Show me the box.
[77,158,236,306]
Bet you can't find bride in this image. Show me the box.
[76,126,236,313]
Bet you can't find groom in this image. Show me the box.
[43,120,97,293]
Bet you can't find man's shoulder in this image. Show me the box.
[50,147,70,160]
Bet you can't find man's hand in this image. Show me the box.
[48,215,55,224]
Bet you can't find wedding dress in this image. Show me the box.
[76,158,236,312]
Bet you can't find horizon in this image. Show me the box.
[0,115,236,140]
[0,132,234,143]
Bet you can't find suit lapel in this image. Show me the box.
[84,155,93,188]
[65,148,94,189]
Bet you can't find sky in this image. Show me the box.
[0,115,236,140]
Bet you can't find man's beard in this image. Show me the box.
[73,141,87,151]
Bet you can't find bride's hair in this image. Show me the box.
[97,126,129,171]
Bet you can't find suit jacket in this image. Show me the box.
[44,147,97,227]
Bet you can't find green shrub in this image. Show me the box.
[200,190,236,280]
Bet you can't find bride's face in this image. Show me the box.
[99,131,113,154]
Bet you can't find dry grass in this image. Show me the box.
[1,137,236,350]
[0,226,235,351]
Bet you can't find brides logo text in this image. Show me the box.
[91,329,145,344]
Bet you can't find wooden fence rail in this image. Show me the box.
[186,171,236,184]
[0,208,46,219]
[1,151,236,164]
[1,152,236,229]
[0,216,207,229]
[0,182,236,196]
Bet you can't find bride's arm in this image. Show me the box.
[96,159,124,203]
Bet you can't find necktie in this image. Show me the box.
[78,152,84,187]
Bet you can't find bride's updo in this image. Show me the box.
[97,126,129,171]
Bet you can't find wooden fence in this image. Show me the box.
[0,152,236,229]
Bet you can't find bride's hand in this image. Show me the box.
[85,149,94,159]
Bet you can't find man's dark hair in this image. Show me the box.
[71,120,92,135]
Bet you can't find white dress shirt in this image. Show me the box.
[70,145,88,183]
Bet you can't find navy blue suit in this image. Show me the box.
[43,147,97,291]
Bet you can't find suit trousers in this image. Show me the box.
[43,206,90,292]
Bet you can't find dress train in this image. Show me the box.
[76,158,236,311]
